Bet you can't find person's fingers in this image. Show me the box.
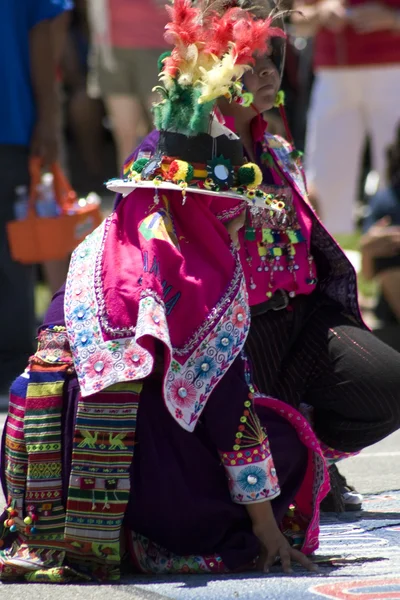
[279,547,293,574]
[263,550,279,573]
[256,545,267,571]
[290,548,319,572]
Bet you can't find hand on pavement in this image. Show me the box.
[253,522,319,574]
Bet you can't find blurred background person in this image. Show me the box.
[61,0,107,194]
[42,6,75,297]
[292,0,400,235]
[360,125,400,352]
[0,0,73,396]
[86,0,167,170]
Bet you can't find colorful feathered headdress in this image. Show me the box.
[153,0,286,136]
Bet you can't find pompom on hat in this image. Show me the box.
[107,0,287,214]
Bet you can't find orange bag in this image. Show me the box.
[7,158,103,264]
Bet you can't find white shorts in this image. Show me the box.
[305,65,400,235]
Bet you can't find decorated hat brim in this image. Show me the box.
[106,178,284,213]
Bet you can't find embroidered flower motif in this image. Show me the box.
[124,368,136,378]
[232,306,247,328]
[170,378,197,407]
[85,351,114,379]
[215,332,234,353]
[236,465,267,494]
[72,303,91,322]
[107,340,122,352]
[125,347,145,367]
[195,355,215,379]
[170,361,181,373]
[175,408,183,419]
[140,298,163,324]
[76,330,94,347]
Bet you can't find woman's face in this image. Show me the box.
[242,52,281,113]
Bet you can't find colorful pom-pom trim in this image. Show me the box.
[168,160,194,183]
[132,158,150,174]
[237,163,263,189]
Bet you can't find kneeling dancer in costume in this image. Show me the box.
[1,0,400,583]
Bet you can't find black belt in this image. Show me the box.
[250,289,291,318]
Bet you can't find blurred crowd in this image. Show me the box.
[0,0,399,395]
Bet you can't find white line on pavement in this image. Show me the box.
[353,452,400,458]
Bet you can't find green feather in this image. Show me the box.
[132,158,149,173]
[157,51,171,72]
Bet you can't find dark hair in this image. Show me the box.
[387,123,400,187]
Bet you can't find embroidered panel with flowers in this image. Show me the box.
[65,216,251,433]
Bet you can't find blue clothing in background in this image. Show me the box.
[363,186,400,325]
[363,187,400,231]
[0,0,73,147]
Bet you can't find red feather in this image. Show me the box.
[160,0,286,78]
[162,48,182,77]
[232,16,286,65]
[164,0,204,47]
[206,7,243,56]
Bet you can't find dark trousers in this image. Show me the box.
[0,146,35,392]
[245,295,400,453]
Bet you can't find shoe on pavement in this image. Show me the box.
[320,464,363,512]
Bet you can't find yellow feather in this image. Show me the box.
[197,50,250,104]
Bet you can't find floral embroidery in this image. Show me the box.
[129,532,227,574]
[215,331,234,352]
[232,306,246,328]
[84,351,114,379]
[65,218,250,432]
[65,220,155,396]
[164,276,249,431]
[170,378,197,407]
[124,347,147,368]
[194,355,216,379]
[76,330,94,347]
[221,444,280,504]
[217,362,281,504]
[237,465,267,493]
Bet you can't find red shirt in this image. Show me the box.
[314,0,400,68]
[109,0,167,49]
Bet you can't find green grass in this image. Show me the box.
[335,231,377,299]
[35,283,52,319]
